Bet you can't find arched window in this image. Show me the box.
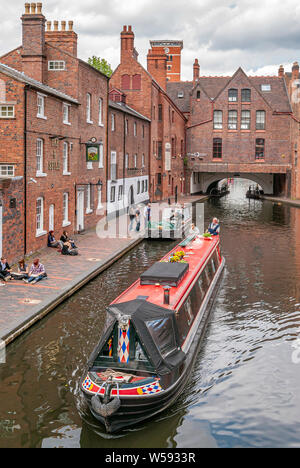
[213,138,222,159]
[228,88,238,102]
[256,110,266,130]
[121,74,130,89]
[213,110,223,129]
[132,74,141,90]
[241,88,251,102]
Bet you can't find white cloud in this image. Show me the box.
[0,0,299,80]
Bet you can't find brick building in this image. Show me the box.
[108,88,150,217]
[110,26,187,202]
[167,64,293,196]
[0,3,108,262]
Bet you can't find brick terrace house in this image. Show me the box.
[108,88,150,217]
[110,27,187,202]
[167,63,293,197]
[0,3,108,262]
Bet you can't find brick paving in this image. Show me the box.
[0,195,207,345]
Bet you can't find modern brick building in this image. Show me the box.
[0,3,108,262]
[107,88,150,217]
[110,26,187,202]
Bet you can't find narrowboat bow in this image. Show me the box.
[81,233,225,433]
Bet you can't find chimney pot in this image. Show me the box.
[30,3,36,14]
[46,21,51,31]
[61,21,66,31]
[54,20,59,31]
[128,25,132,32]
[123,25,127,32]
[25,3,30,14]
[36,2,42,14]
[68,21,73,31]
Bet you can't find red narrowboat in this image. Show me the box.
[81,233,225,433]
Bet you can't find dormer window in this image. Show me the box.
[177,91,184,98]
[261,84,271,92]
[228,88,238,102]
[196,90,201,99]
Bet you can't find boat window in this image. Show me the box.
[146,317,177,358]
[204,266,211,286]
[94,323,154,371]
[197,272,207,302]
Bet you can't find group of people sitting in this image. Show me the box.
[0,257,47,285]
[47,230,79,256]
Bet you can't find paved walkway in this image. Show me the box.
[0,194,208,345]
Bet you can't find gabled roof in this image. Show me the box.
[0,62,79,104]
[167,68,292,113]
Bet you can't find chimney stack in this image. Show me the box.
[278,64,284,78]
[193,58,200,84]
[21,2,46,82]
[147,48,167,90]
[292,61,299,81]
[45,18,78,57]
[120,25,135,63]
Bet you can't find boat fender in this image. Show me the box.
[91,394,121,417]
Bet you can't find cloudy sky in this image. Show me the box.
[1,0,300,79]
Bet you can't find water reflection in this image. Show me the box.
[1,179,300,447]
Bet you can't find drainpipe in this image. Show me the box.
[24,86,28,257]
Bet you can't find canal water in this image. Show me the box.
[1,179,300,448]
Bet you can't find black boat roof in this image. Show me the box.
[89,299,186,375]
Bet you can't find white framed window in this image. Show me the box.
[0,165,14,177]
[125,119,128,135]
[37,93,46,119]
[261,84,271,92]
[36,197,46,237]
[86,93,92,123]
[110,186,116,203]
[134,154,137,168]
[0,105,14,118]
[142,154,145,168]
[98,143,104,168]
[48,61,66,71]
[98,98,103,126]
[111,151,117,180]
[133,121,137,137]
[63,103,71,125]
[63,192,71,226]
[111,113,115,131]
[36,138,47,176]
[63,142,71,175]
[125,153,129,169]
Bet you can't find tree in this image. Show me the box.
[87,56,113,77]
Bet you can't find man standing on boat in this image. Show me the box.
[207,218,220,236]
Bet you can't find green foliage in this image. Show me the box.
[87,56,113,77]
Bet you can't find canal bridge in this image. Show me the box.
[187,162,291,196]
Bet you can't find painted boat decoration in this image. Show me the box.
[81,232,225,433]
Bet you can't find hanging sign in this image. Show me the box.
[86,144,99,162]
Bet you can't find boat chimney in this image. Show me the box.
[163,286,171,305]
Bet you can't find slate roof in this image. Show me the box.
[167,72,292,113]
[0,62,79,104]
[109,99,151,122]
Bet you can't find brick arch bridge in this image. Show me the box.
[198,172,274,195]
